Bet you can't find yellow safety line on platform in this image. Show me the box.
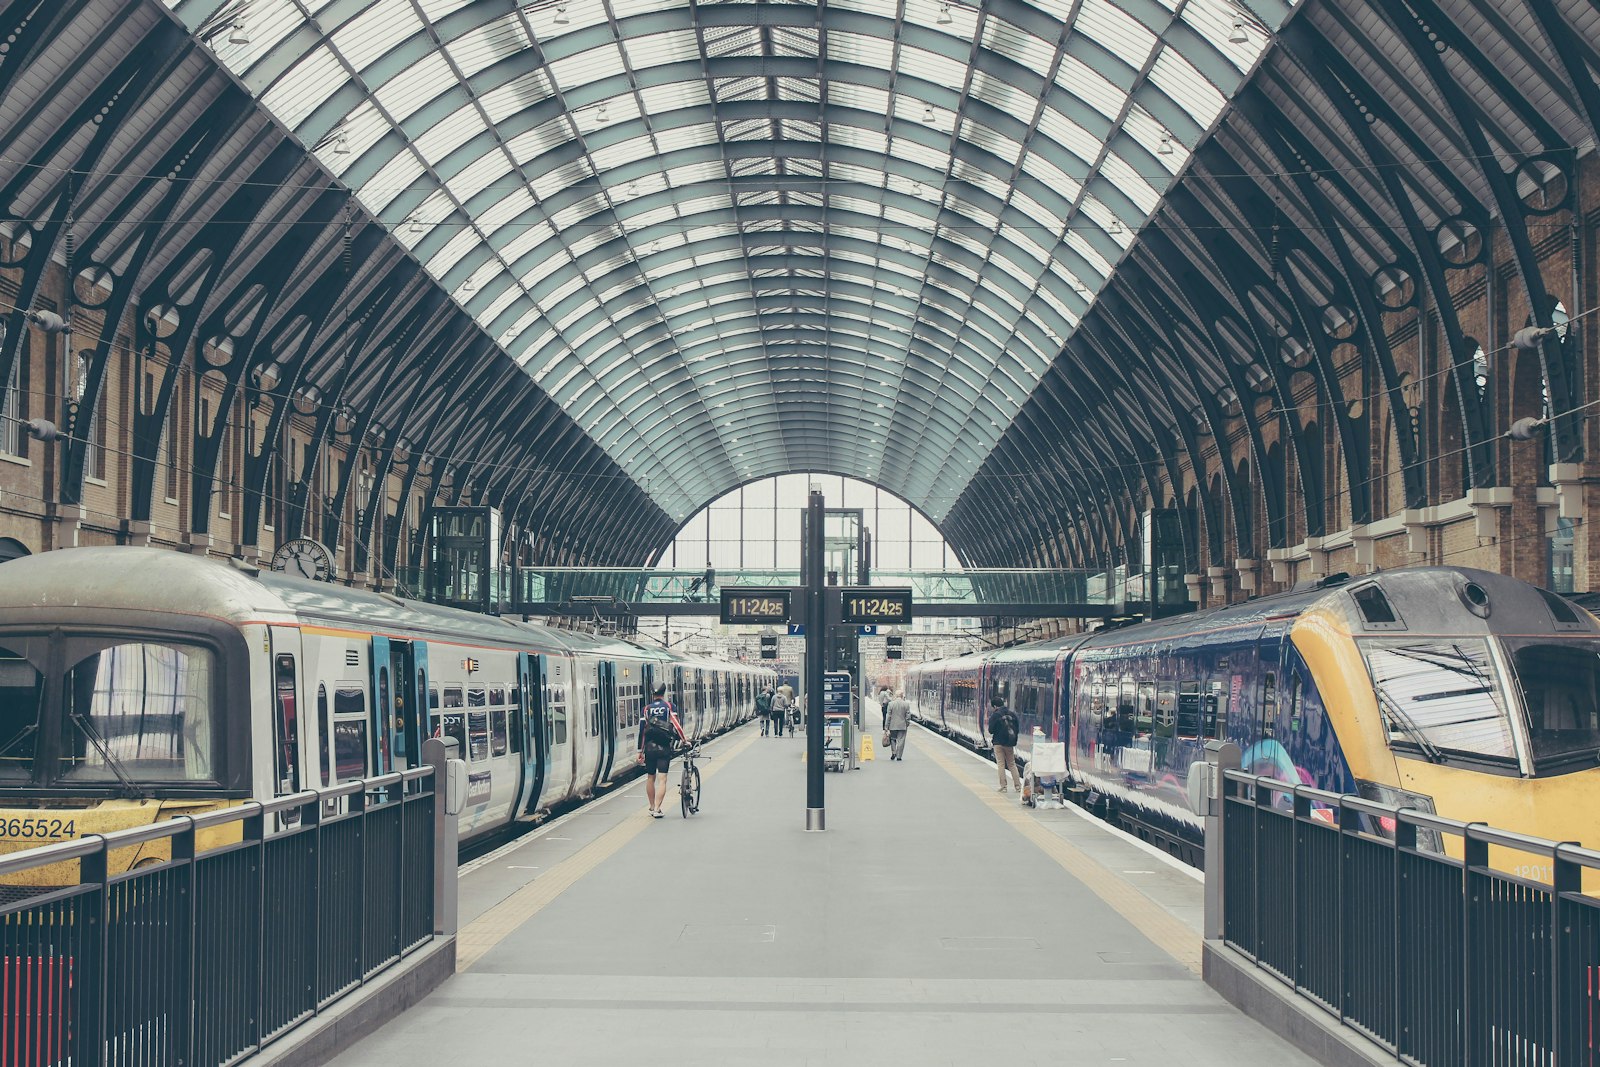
[914,735,1203,976]
[455,729,761,972]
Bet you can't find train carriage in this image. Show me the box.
[0,548,772,880]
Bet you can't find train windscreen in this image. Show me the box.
[1361,639,1515,765]
[0,646,41,781]
[1502,639,1600,774]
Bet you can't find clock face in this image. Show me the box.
[270,538,334,582]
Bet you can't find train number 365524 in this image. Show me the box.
[1,818,75,839]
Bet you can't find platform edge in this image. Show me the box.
[1201,940,1390,1067]
[247,935,458,1066]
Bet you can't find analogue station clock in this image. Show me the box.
[270,538,335,582]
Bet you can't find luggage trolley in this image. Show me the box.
[1024,731,1068,808]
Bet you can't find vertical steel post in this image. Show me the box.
[1551,842,1578,1066]
[1462,827,1488,1067]
[804,489,826,831]
[423,738,458,935]
[1202,742,1239,942]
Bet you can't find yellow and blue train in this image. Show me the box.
[909,567,1600,870]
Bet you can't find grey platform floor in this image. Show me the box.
[332,725,1316,1066]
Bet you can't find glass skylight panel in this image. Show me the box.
[316,104,384,176]
[639,82,711,114]
[653,123,718,154]
[356,151,426,214]
[419,0,476,20]
[479,189,539,235]
[414,105,490,168]
[1063,230,1112,278]
[1053,55,1132,124]
[479,285,523,325]
[624,30,702,67]
[501,223,555,265]
[1125,105,1187,172]
[445,13,530,80]
[1035,105,1101,169]
[958,121,1023,168]
[427,228,483,276]
[481,71,556,123]
[262,46,347,129]
[1076,0,1159,67]
[375,52,456,122]
[829,83,892,118]
[897,44,969,90]
[979,16,1058,74]
[1149,47,1227,125]
[447,151,514,203]
[828,31,893,69]
[1100,153,1159,213]
[332,0,421,73]
[548,46,629,93]
[528,158,594,202]
[1182,0,1267,73]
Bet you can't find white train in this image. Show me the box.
[0,548,771,865]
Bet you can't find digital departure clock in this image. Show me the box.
[720,588,793,625]
[838,587,913,625]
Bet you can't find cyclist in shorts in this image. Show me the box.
[637,682,686,818]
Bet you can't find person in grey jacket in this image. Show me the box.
[884,690,911,761]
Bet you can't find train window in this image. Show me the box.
[1261,673,1277,718]
[1503,639,1600,772]
[491,710,508,757]
[1536,588,1586,631]
[468,712,490,761]
[1135,682,1155,734]
[60,642,218,783]
[1155,683,1177,735]
[1361,640,1514,762]
[442,712,467,760]
[334,686,364,715]
[552,704,567,745]
[429,687,439,710]
[489,688,506,706]
[0,646,42,781]
[1116,681,1136,731]
[274,654,300,794]
[467,688,486,707]
[317,685,331,786]
[1206,681,1227,739]
[1177,682,1202,739]
[1350,584,1403,629]
[590,687,600,737]
[443,687,463,709]
[333,720,367,781]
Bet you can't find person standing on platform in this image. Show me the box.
[988,695,1021,792]
[885,690,911,761]
[878,687,891,729]
[637,683,685,818]
[756,686,774,736]
[771,687,790,737]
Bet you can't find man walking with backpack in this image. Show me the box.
[757,686,774,736]
[988,695,1021,793]
[637,683,686,818]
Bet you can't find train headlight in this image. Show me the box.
[1353,779,1442,853]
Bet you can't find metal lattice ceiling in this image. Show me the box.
[162,0,1299,523]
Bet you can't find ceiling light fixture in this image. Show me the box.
[1229,16,1248,44]
[407,216,423,234]
[554,3,569,25]
[922,105,936,124]
[937,2,953,24]
[227,18,249,45]
[462,277,477,293]
[333,129,350,155]
[595,102,609,123]
[1109,219,1124,235]
[1158,132,1174,155]
[626,180,639,197]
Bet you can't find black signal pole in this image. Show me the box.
[804,488,826,831]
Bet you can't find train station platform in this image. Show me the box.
[330,726,1318,1067]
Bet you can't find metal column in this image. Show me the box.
[805,489,827,831]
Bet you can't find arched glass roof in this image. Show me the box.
[165,0,1300,523]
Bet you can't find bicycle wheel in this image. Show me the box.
[680,765,693,818]
[687,765,701,815]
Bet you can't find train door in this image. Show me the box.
[1248,622,1293,781]
[386,640,429,770]
[544,656,575,802]
[369,635,393,775]
[268,628,305,827]
[594,660,618,789]
[518,652,547,816]
[671,668,687,734]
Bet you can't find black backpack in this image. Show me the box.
[642,703,677,746]
[756,692,773,715]
[990,709,1019,746]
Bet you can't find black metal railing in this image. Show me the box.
[0,768,436,1067]
[1220,769,1600,1066]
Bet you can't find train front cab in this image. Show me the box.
[1291,571,1600,882]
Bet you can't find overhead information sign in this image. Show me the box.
[838,587,913,625]
[720,588,793,625]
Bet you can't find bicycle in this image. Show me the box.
[678,743,702,817]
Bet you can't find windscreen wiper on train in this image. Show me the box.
[1375,689,1444,764]
[0,721,38,761]
[65,710,149,798]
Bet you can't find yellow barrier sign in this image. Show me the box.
[859,732,875,761]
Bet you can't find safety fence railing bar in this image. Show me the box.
[0,764,441,1067]
[1215,765,1600,1067]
